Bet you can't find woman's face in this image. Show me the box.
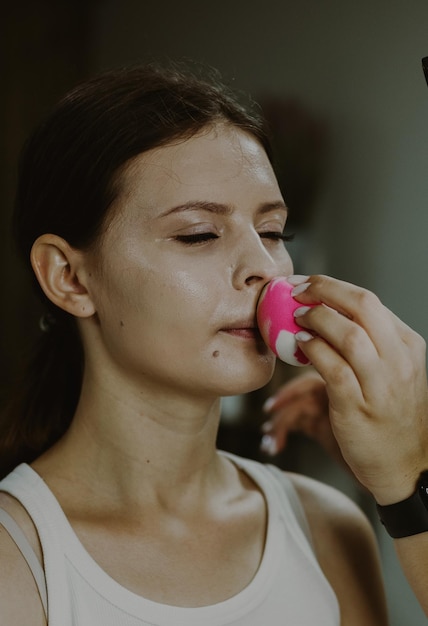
[84,124,293,400]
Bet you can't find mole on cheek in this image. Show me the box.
[212,350,220,358]
[120,320,124,327]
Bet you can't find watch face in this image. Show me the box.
[423,57,428,86]
[418,471,428,507]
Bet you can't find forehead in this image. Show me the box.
[117,124,280,215]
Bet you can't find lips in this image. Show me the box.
[220,319,260,339]
[224,327,257,339]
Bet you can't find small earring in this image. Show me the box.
[39,312,57,333]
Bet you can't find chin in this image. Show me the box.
[215,355,275,397]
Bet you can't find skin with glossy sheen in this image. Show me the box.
[79,123,294,404]
[7,121,390,625]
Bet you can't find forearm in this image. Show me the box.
[394,533,428,616]
[374,472,428,617]
[286,274,428,617]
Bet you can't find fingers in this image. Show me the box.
[288,275,427,405]
[260,423,287,456]
[260,372,330,456]
[260,384,348,469]
[285,275,428,500]
[290,274,409,363]
[299,304,378,373]
[262,370,324,413]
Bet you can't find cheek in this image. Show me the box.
[96,263,214,346]
[150,269,215,322]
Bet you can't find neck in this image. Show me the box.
[33,373,226,515]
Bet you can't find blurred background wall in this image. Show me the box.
[2,1,428,623]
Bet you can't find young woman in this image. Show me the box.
[1,62,425,625]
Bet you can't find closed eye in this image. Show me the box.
[261,232,295,243]
[174,233,219,245]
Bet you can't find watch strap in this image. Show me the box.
[376,472,428,539]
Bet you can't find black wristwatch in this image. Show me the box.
[376,471,428,538]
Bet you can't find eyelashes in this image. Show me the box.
[174,231,295,246]
[174,233,219,244]
[261,232,295,243]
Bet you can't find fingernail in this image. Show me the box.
[294,306,312,318]
[262,397,275,413]
[291,282,311,297]
[295,330,314,342]
[260,434,278,456]
[261,420,272,433]
[287,274,310,286]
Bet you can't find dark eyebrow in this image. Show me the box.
[257,201,288,215]
[159,200,288,218]
[159,200,233,218]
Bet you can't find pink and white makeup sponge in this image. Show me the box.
[257,277,313,366]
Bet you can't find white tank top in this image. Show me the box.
[0,454,340,625]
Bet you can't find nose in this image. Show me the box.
[231,230,292,290]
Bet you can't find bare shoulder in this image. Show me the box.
[286,472,378,572]
[287,472,389,626]
[0,492,46,625]
[287,471,372,535]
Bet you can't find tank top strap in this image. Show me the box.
[220,451,314,550]
[263,464,314,547]
[0,507,48,618]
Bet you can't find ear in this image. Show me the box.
[30,234,96,318]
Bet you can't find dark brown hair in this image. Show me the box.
[1,62,272,478]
